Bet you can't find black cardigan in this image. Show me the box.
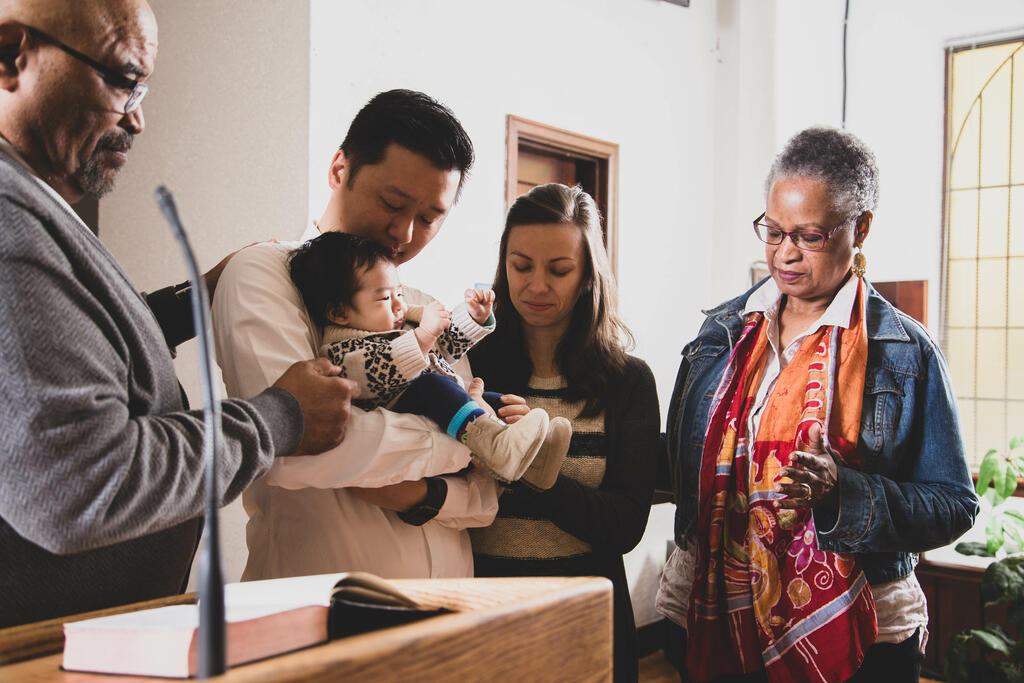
[468,349,661,683]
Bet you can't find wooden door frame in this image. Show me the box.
[505,115,619,273]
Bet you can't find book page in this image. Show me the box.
[223,572,349,609]
[391,577,587,612]
[63,605,198,632]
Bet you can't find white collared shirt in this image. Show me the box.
[742,275,859,438]
[212,223,499,581]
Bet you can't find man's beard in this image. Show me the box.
[73,131,133,199]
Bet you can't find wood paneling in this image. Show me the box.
[916,559,993,677]
[0,576,613,682]
[506,115,619,272]
[873,279,928,326]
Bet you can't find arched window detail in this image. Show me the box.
[943,38,1024,467]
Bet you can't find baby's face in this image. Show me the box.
[331,261,407,332]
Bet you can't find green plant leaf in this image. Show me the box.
[979,449,1001,495]
[987,486,1010,509]
[996,458,1012,498]
[983,557,1024,605]
[996,661,1024,683]
[1011,457,1024,477]
[990,513,1007,555]
[969,624,1014,654]
[957,540,996,557]
[1005,513,1024,539]
[1012,613,1024,650]
[945,632,971,683]
[1011,435,1024,451]
[1001,465,1021,499]
[1005,519,1024,555]
[1007,510,1024,525]
[1011,626,1024,655]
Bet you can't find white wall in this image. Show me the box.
[308,0,719,627]
[100,0,311,586]
[309,0,720,416]
[709,0,780,304]
[718,0,1024,338]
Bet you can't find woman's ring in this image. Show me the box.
[798,483,812,500]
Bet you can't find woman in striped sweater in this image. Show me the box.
[468,183,661,683]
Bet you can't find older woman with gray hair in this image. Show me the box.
[657,127,977,682]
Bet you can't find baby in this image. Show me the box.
[289,232,570,490]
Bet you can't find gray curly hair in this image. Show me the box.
[764,127,879,219]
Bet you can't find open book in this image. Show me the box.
[62,572,450,678]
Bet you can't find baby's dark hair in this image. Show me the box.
[289,232,393,328]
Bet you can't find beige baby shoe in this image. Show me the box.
[464,409,549,482]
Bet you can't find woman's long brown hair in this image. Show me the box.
[472,183,634,418]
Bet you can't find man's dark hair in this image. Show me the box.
[340,89,475,194]
[289,232,392,328]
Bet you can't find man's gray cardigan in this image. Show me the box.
[0,149,302,628]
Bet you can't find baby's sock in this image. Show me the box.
[447,401,490,444]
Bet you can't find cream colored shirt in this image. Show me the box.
[657,277,927,648]
[212,226,499,581]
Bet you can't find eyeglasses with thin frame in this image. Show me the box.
[24,26,148,115]
[752,212,852,252]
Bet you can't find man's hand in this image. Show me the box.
[464,288,495,325]
[272,358,359,455]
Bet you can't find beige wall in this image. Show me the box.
[98,0,310,585]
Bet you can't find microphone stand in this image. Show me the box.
[155,187,226,678]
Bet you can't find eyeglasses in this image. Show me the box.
[25,26,148,115]
[752,212,851,252]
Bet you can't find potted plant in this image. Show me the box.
[946,435,1024,683]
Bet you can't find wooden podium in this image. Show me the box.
[0,576,612,682]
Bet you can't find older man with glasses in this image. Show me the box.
[0,0,358,628]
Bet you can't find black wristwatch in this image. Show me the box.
[397,477,448,526]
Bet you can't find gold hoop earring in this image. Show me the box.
[852,247,867,278]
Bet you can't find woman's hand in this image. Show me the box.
[467,377,529,423]
[775,422,840,511]
[496,393,529,424]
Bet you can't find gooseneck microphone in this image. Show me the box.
[155,187,226,678]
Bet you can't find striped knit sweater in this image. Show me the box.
[470,375,605,560]
[465,354,660,683]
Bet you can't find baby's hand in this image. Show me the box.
[403,303,424,324]
[465,288,495,325]
[419,301,451,338]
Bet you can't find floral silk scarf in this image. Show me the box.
[686,279,877,682]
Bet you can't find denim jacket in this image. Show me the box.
[666,280,979,585]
